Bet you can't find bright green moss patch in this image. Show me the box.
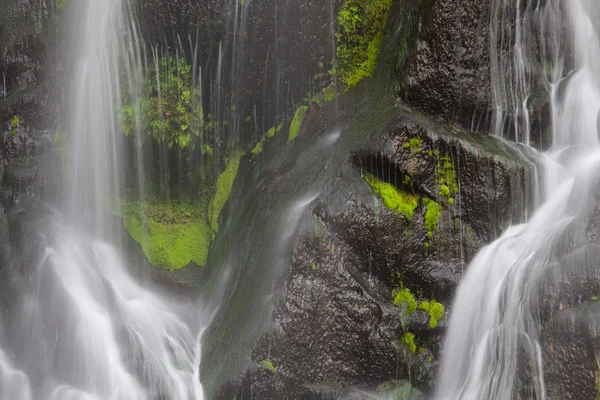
[209,150,244,233]
[423,198,442,232]
[118,200,212,271]
[420,300,445,329]
[335,0,392,90]
[364,174,419,221]
[266,126,276,138]
[288,105,309,142]
[403,137,422,154]
[393,287,418,315]
[439,184,450,197]
[402,332,416,353]
[438,155,459,194]
[259,359,277,373]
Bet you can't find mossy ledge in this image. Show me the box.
[118,200,213,271]
[114,150,245,271]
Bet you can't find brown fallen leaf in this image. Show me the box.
[559,302,564,310]
[549,343,553,353]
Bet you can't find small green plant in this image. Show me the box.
[311,263,318,271]
[120,56,205,149]
[259,359,277,373]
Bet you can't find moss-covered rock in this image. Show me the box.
[116,200,212,271]
[365,174,419,221]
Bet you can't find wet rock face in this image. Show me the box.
[137,0,333,148]
[0,0,64,209]
[534,184,600,400]
[210,110,535,398]
[398,0,493,133]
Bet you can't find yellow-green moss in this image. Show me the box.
[438,155,459,194]
[403,137,422,154]
[393,287,418,315]
[266,126,276,138]
[251,141,263,155]
[420,300,445,329]
[209,150,244,233]
[364,174,419,221]
[118,200,212,271]
[402,332,416,353]
[259,359,277,373]
[288,105,309,142]
[335,0,392,90]
[11,116,19,135]
[423,198,441,232]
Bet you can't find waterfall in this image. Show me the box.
[0,0,205,398]
[436,0,600,399]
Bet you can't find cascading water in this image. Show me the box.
[436,0,600,399]
[0,1,205,399]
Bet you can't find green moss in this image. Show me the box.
[438,155,459,194]
[439,185,450,197]
[405,137,422,154]
[56,0,67,10]
[364,174,419,221]
[393,288,417,315]
[288,105,309,142]
[11,115,19,135]
[402,332,416,353]
[251,141,263,155]
[266,126,276,138]
[118,200,212,271]
[209,150,244,233]
[423,198,442,232]
[448,197,454,205]
[420,300,445,329]
[334,0,392,90]
[259,359,277,373]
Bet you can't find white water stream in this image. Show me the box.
[436,0,600,399]
[0,0,205,399]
